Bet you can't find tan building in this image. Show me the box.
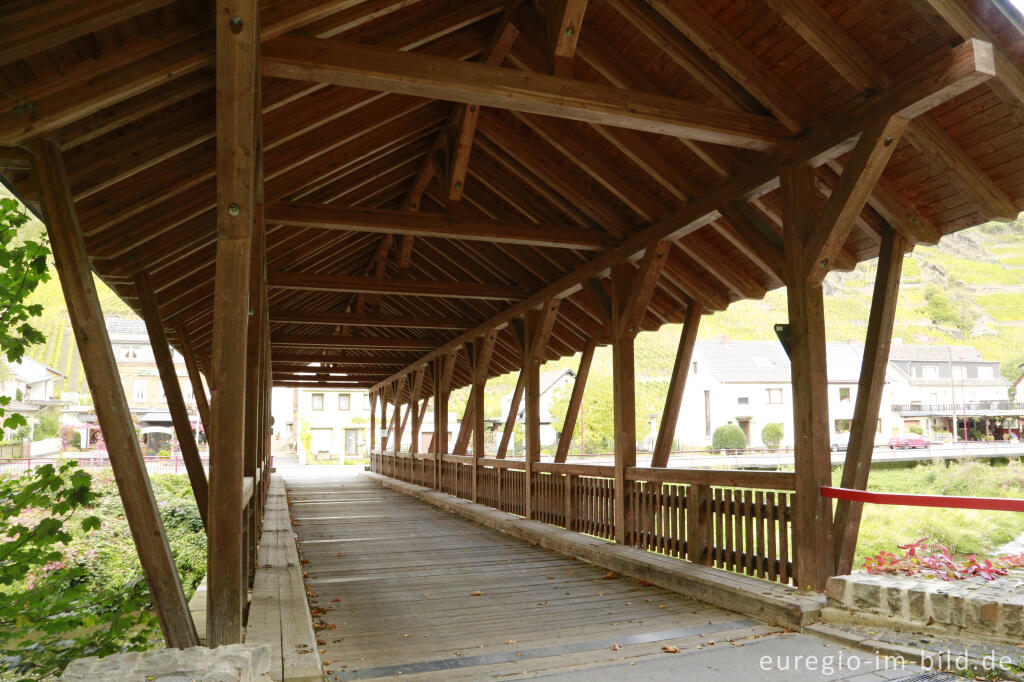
[294,386,373,461]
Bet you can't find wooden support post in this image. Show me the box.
[782,164,836,591]
[174,318,212,440]
[209,0,260,646]
[380,388,391,451]
[524,299,561,519]
[554,339,595,463]
[408,368,425,453]
[433,352,455,486]
[242,158,266,590]
[136,273,209,530]
[611,263,637,545]
[369,390,377,453]
[393,377,408,453]
[651,303,702,467]
[686,483,711,564]
[471,331,497,502]
[31,136,199,648]
[833,227,906,574]
[453,386,475,456]
[497,370,525,459]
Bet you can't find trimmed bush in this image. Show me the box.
[909,425,923,435]
[712,424,746,451]
[761,422,784,449]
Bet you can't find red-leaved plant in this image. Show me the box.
[862,538,1024,581]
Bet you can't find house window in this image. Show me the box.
[922,365,939,379]
[132,380,147,402]
[952,365,965,380]
[737,396,749,405]
[704,390,711,437]
[839,387,851,402]
[766,388,782,404]
[692,361,698,375]
[978,366,994,380]
[363,394,372,410]
[339,393,351,410]
[311,393,324,411]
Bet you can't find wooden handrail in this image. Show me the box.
[375,451,794,490]
[627,467,796,490]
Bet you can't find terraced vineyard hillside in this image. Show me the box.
[697,217,1024,383]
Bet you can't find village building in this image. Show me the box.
[0,356,65,449]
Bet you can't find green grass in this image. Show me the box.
[845,460,1024,566]
[974,292,1024,321]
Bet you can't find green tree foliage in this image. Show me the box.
[0,462,155,680]
[760,422,784,450]
[0,197,50,435]
[712,424,746,451]
[33,407,60,441]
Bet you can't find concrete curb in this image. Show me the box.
[363,471,824,630]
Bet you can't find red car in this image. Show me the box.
[888,434,930,449]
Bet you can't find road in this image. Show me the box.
[563,441,1024,469]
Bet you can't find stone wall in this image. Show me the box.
[825,572,1024,643]
[61,643,271,681]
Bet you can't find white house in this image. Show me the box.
[886,343,1014,440]
[294,386,373,461]
[671,340,898,449]
[1,356,65,440]
[496,368,576,454]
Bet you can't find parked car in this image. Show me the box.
[831,431,850,452]
[888,434,930,449]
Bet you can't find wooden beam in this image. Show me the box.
[767,0,1019,222]
[209,0,260,646]
[269,333,439,349]
[174,317,212,439]
[262,38,793,150]
[0,0,177,64]
[32,136,198,647]
[369,38,996,394]
[369,390,377,453]
[268,270,528,300]
[548,0,588,77]
[496,370,525,459]
[650,303,702,468]
[803,117,909,283]
[269,309,474,329]
[782,164,836,591]
[716,201,786,282]
[266,202,613,249]
[136,273,209,529]
[553,339,595,463]
[270,353,410,365]
[618,240,670,336]
[448,16,519,203]
[392,376,408,454]
[471,330,498,501]
[832,228,906,574]
[523,299,561,519]
[610,263,635,546]
[409,368,426,453]
[434,352,456,457]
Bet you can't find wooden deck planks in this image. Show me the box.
[284,468,787,680]
[246,476,322,681]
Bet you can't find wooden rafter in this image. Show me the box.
[262,38,793,150]
[371,37,996,393]
[650,303,702,468]
[553,338,595,463]
[269,309,474,329]
[547,0,588,77]
[267,271,528,300]
[266,202,613,249]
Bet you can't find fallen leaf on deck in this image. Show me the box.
[331,598,341,603]
[602,571,616,579]
[471,591,483,596]
[611,643,620,651]
[662,645,679,654]
[634,579,652,586]
[506,640,517,644]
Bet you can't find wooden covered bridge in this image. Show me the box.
[3,0,1024,663]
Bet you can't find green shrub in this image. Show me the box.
[909,425,923,435]
[156,449,171,459]
[712,424,746,451]
[761,422,784,449]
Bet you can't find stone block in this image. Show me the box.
[852,580,883,611]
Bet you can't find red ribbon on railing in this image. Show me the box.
[821,486,1024,512]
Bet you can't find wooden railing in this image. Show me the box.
[370,451,797,584]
